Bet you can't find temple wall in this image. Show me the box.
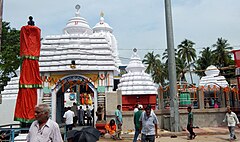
[108,109,226,132]
[0,98,19,125]
[105,91,226,132]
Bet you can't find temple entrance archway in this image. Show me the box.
[51,75,97,126]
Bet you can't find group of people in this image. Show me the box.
[187,105,240,141]
[104,104,159,142]
[63,103,93,131]
[23,102,240,142]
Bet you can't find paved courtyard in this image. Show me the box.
[98,127,240,142]
[99,135,235,142]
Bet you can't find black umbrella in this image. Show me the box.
[73,126,101,142]
[67,130,79,140]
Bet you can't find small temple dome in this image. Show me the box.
[125,49,145,73]
[118,49,157,95]
[63,5,93,35]
[199,65,228,87]
[204,65,219,76]
[93,12,113,33]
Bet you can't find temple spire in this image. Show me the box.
[75,4,81,17]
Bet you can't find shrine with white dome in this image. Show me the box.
[118,49,157,110]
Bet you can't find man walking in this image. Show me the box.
[223,106,240,141]
[71,102,78,127]
[86,105,92,126]
[187,106,196,140]
[115,105,123,140]
[78,106,85,126]
[27,104,63,142]
[63,106,75,131]
[139,104,158,142]
[133,105,143,142]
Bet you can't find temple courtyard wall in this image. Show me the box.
[105,91,226,132]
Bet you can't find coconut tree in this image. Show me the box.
[162,48,178,64]
[212,38,233,68]
[195,47,214,77]
[177,39,196,84]
[143,51,160,74]
[143,51,166,84]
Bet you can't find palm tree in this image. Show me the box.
[162,48,177,64]
[143,51,160,74]
[177,39,196,84]
[143,51,166,84]
[195,47,214,77]
[175,56,188,82]
[212,38,233,68]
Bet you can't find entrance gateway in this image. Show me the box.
[49,75,97,124]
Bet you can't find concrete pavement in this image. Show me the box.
[98,127,240,142]
[99,135,234,142]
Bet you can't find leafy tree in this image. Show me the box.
[212,38,233,68]
[175,56,188,82]
[0,22,20,92]
[143,51,166,84]
[195,47,214,77]
[143,51,160,74]
[177,39,196,84]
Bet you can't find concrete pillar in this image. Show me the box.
[158,87,164,110]
[221,88,226,108]
[198,88,205,109]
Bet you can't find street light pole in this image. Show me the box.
[0,0,3,52]
[164,0,180,132]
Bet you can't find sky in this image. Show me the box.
[3,0,240,66]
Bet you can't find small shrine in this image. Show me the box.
[117,49,158,111]
[199,65,229,87]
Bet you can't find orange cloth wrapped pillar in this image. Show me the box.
[14,25,42,123]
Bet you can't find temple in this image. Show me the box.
[118,49,157,110]
[0,5,121,125]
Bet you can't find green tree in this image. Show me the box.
[177,39,196,84]
[0,21,20,92]
[212,38,233,68]
[195,47,214,77]
[143,51,166,84]
[143,51,160,74]
[175,56,188,82]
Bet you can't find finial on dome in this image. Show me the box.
[75,4,81,17]
[100,11,104,24]
[100,11,104,17]
[133,48,137,53]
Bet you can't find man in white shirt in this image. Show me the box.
[27,104,63,142]
[223,106,240,141]
[63,107,75,131]
[139,104,158,142]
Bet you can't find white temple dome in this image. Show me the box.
[92,12,121,66]
[63,5,93,35]
[199,65,228,87]
[118,49,157,95]
[205,65,219,76]
[93,12,113,33]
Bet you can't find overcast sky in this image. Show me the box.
[3,0,240,65]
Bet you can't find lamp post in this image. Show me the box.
[164,0,180,132]
[0,0,3,51]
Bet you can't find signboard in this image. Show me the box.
[232,50,240,67]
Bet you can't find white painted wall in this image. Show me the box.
[0,98,19,125]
